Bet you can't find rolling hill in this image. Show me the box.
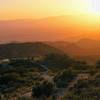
[76,39,100,55]
[46,39,100,56]
[45,41,83,56]
[0,42,62,58]
[0,39,100,63]
[45,39,100,63]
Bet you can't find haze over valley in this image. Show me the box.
[1,15,100,42]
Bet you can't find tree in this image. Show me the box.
[96,60,100,69]
[32,80,56,99]
[73,60,89,70]
[54,69,75,88]
[43,53,74,69]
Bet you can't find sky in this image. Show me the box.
[0,0,100,42]
[0,0,100,20]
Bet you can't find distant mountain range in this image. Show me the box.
[0,39,100,62]
[46,41,82,56]
[45,39,100,63]
[46,39,100,56]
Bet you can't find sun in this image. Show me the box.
[87,0,100,14]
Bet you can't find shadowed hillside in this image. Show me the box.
[45,39,100,63]
[0,42,62,58]
[46,41,83,56]
[46,39,100,56]
[0,39,100,62]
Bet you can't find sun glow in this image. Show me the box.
[1,0,100,20]
[87,0,100,14]
[59,0,100,17]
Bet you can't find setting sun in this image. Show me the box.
[87,0,100,14]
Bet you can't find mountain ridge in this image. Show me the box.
[0,42,62,58]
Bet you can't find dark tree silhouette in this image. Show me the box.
[43,53,74,68]
[32,80,56,99]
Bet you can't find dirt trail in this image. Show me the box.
[56,75,81,100]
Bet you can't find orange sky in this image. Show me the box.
[0,0,100,42]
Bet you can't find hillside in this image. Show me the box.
[0,38,100,62]
[46,39,100,63]
[46,41,83,56]
[0,42,62,58]
[46,39,100,55]
[76,38,100,55]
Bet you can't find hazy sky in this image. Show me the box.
[0,0,100,42]
[0,0,100,20]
